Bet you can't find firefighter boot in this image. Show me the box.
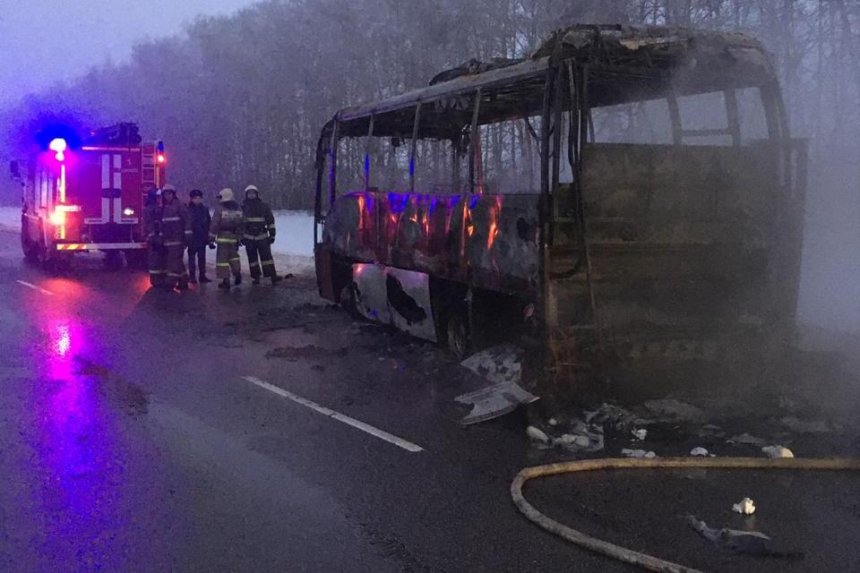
[234,273,242,286]
[199,275,212,284]
[218,278,230,290]
[252,277,260,285]
[271,275,283,285]
[188,270,197,285]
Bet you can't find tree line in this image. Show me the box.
[1,0,858,210]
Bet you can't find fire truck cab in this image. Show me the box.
[12,122,166,270]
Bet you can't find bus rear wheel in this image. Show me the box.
[446,311,471,360]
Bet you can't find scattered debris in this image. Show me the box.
[732,497,756,515]
[584,403,643,430]
[456,345,538,424]
[642,398,705,424]
[780,416,832,434]
[762,445,794,459]
[460,344,523,385]
[690,447,710,457]
[455,380,538,425]
[686,515,773,556]
[554,433,592,448]
[632,428,648,440]
[526,426,550,444]
[621,448,657,459]
[728,432,767,446]
[551,419,604,453]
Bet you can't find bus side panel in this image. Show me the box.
[323,191,540,295]
[351,263,437,342]
[352,263,392,324]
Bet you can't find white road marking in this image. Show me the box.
[242,376,424,453]
[16,280,54,296]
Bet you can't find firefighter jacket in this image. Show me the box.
[242,198,276,241]
[143,203,163,245]
[187,202,212,248]
[209,201,244,244]
[160,198,191,245]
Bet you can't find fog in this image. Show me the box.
[0,0,256,106]
[1,0,858,332]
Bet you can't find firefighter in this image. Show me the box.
[160,184,190,291]
[143,187,167,288]
[209,188,244,289]
[242,184,282,285]
[186,189,212,284]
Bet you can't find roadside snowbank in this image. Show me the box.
[0,206,316,273]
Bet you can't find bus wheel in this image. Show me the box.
[446,311,471,360]
[339,282,358,316]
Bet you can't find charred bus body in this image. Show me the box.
[314,26,806,392]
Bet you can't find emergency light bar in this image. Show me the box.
[49,138,67,161]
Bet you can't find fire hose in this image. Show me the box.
[511,457,860,573]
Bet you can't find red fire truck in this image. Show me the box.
[11,122,166,270]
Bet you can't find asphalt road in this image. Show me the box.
[1,228,858,573]
[0,229,624,573]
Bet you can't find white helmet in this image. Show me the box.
[218,188,235,203]
[244,184,259,198]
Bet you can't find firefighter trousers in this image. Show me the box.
[187,244,208,280]
[245,238,276,279]
[148,246,167,287]
[164,241,189,288]
[215,238,241,279]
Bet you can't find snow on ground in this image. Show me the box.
[0,206,316,274]
[0,207,18,232]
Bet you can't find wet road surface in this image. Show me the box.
[0,230,620,572]
[1,227,858,572]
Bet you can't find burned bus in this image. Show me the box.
[314,25,806,390]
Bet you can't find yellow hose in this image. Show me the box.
[511,457,860,573]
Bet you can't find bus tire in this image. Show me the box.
[446,311,471,360]
[339,282,358,316]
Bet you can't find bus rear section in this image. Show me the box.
[18,123,166,270]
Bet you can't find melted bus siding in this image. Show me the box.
[314,25,806,393]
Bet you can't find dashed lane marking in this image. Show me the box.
[242,376,424,453]
[16,280,54,296]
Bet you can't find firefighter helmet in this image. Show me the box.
[218,188,235,203]
[244,184,259,198]
[189,189,203,199]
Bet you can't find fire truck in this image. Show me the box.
[11,122,166,270]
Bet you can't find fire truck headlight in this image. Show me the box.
[123,207,135,217]
[49,209,66,226]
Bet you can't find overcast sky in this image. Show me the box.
[0,0,258,107]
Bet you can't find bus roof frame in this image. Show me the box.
[325,25,779,140]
